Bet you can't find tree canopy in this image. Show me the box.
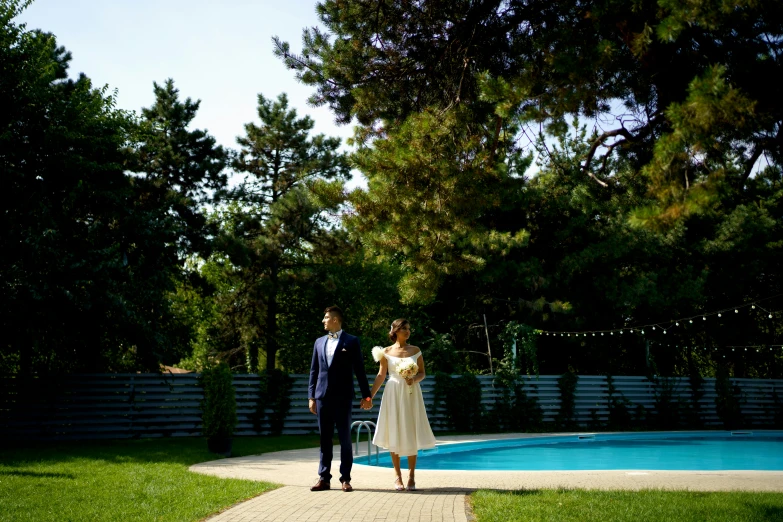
[2,0,782,379]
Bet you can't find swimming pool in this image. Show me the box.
[359,431,783,471]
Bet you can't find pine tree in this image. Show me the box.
[228,93,350,371]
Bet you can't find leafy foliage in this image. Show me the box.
[199,362,238,439]
[255,369,294,436]
[274,0,783,382]
[491,350,543,432]
[714,366,745,429]
[605,375,633,430]
[433,372,483,432]
[555,369,579,429]
[221,93,351,371]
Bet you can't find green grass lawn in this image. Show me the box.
[0,435,321,522]
[4,434,783,522]
[470,488,783,522]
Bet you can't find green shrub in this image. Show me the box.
[491,352,543,432]
[715,367,744,429]
[555,369,578,430]
[199,363,237,439]
[606,375,633,430]
[433,372,483,431]
[686,372,705,428]
[256,369,294,436]
[773,387,783,429]
[652,376,681,429]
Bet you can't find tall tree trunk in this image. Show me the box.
[265,261,279,372]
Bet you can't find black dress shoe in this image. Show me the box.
[310,479,331,491]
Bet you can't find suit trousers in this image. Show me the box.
[316,394,353,483]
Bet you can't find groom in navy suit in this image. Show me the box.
[308,305,372,492]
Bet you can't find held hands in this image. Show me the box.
[308,398,317,415]
[360,397,373,410]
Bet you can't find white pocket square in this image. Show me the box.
[341,348,347,352]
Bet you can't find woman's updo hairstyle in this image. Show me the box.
[388,318,410,343]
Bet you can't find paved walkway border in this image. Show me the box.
[192,433,783,521]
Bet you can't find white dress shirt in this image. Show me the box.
[325,330,342,367]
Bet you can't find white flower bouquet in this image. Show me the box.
[396,360,419,394]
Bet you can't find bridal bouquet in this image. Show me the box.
[396,360,419,395]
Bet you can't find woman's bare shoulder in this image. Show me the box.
[407,345,422,355]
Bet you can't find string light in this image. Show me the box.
[535,297,780,336]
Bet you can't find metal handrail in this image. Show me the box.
[350,420,378,465]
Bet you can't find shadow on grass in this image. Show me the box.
[0,435,322,469]
[0,470,76,479]
[747,501,783,521]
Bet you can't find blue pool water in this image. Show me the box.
[360,431,783,471]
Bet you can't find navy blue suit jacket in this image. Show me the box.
[308,332,371,402]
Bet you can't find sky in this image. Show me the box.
[16,0,366,188]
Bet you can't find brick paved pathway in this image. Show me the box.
[206,486,469,522]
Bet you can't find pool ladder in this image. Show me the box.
[351,420,379,465]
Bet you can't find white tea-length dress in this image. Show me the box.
[372,350,437,456]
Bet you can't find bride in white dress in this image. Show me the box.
[369,318,436,491]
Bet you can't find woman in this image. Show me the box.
[369,318,437,491]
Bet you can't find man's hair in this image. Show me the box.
[324,305,343,323]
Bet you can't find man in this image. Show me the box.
[308,305,372,492]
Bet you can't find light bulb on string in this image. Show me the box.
[676,322,679,326]
[689,319,693,323]
[770,314,773,319]
[652,326,656,330]
[718,313,722,317]
[735,310,738,313]
[601,332,604,336]
[663,330,667,334]
[641,329,645,335]
[752,305,756,309]
[703,316,706,321]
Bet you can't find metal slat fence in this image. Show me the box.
[1,373,781,440]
